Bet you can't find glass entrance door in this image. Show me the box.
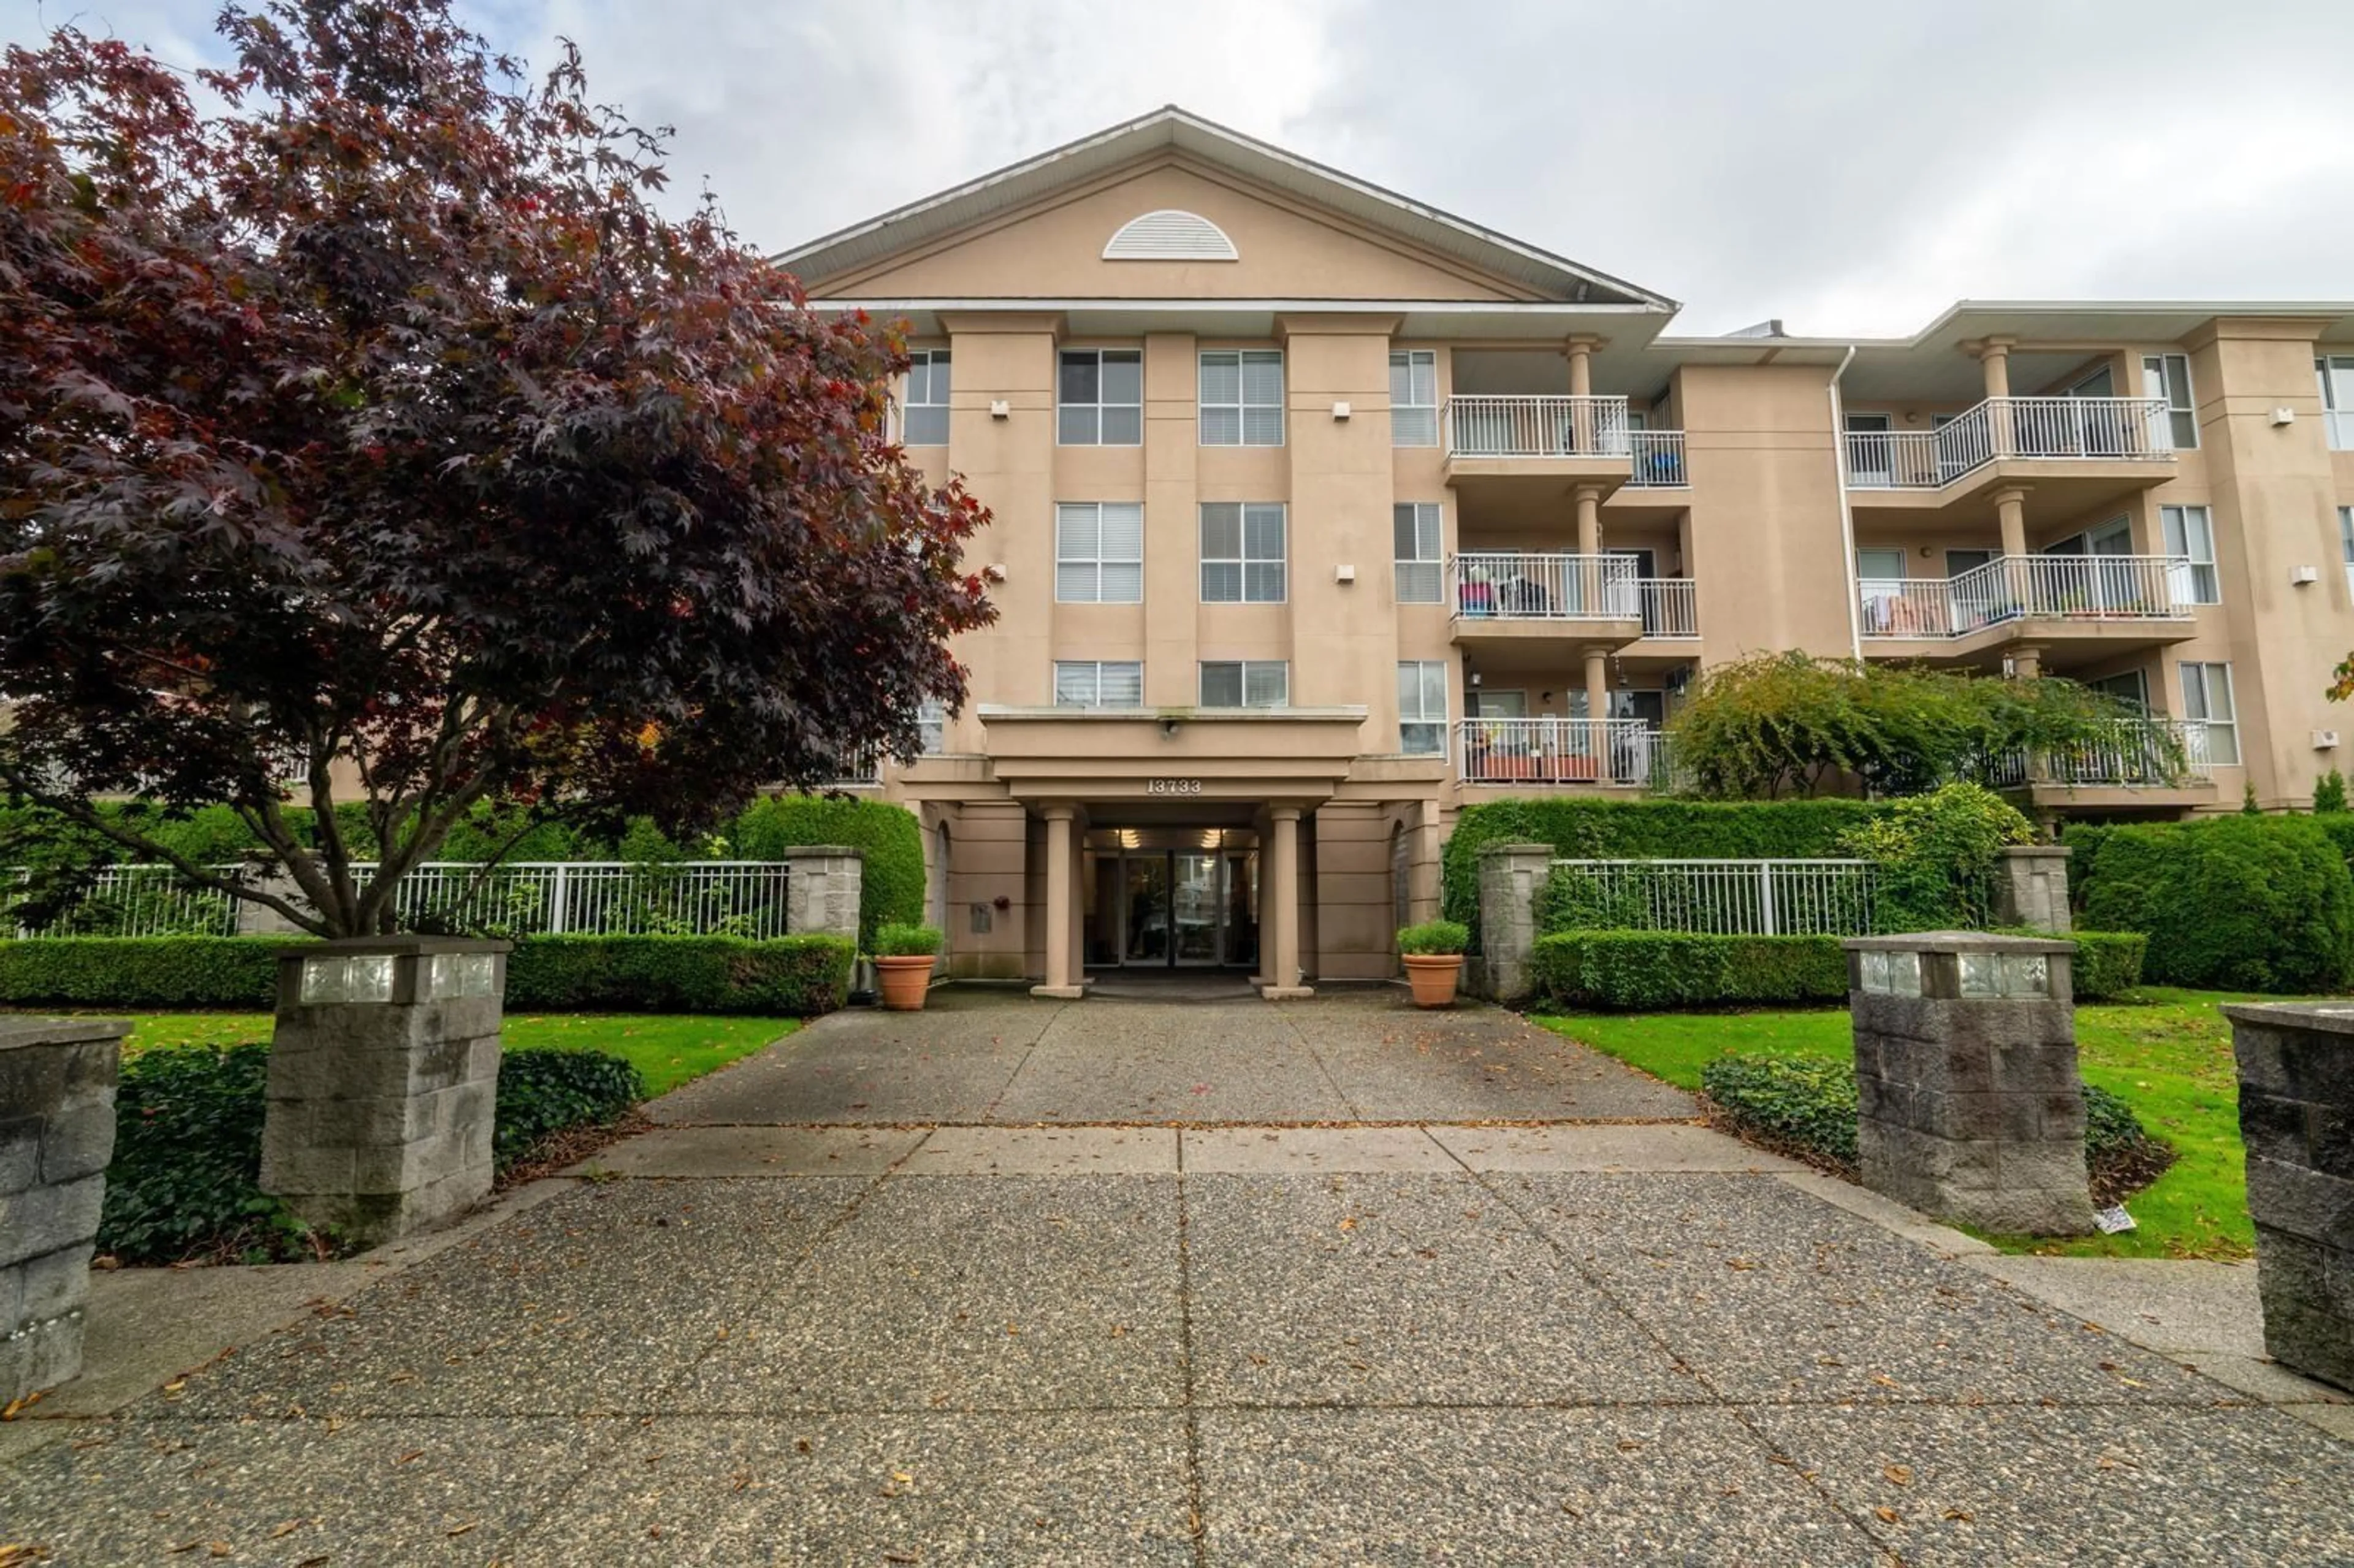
[1113,848,1258,967]
[1172,853,1221,965]
[1122,854,1170,964]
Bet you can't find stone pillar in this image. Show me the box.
[2221,1002,2354,1391]
[1,1018,126,1404]
[780,846,864,942]
[1262,807,1312,999]
[1032,806,1082,1000]
[232,871,311,937]
[1993,845,2072,933]
[1845,931,2095,1236]
[1476,842,1556,1003]
[1994,487,2029,560]
[261,938,509,1248]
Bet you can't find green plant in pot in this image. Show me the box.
[870,923,943,1011]
[1396,919,1471,1008]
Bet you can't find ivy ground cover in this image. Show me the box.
[1536,989,2261,1262]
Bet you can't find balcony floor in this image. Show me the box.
[1862,613,2200,672]
[1848,457,2176,530]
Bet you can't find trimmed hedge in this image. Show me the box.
[0,934,855,1014]
[1533,928,2146,1010]
[728,796,925,948]
[1444,798,1894,948]
[2073,816,2354,992]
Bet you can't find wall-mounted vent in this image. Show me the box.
[1103,210,1239,262]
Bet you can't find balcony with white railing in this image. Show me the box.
[1458,717,1666,789]
[1978,719,2216,796]
[1450,553,1699,643]
[1845,397,2176,495]
[1626,430,1688,488]
[1858,554,2197,658]
[1443,395,1632,463]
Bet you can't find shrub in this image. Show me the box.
[1701,1055,1859,1165]
[494,1048,646,1170]
[2317,769,2349,815]
[1533,865,1649,935]
[101,1043,314,1265]
[1444,797,1892,946]
[870,922,943,957]
[0,934,853,1013]
[729,796,927,948]
[1532,931,1849,1010]
[2078,818,2354,991]
[1396,919,1469,956]
[1835,782,2035,931]
[2067,931,2147,1001]
[2243,783,2264,815]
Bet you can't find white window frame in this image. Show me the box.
[903,349,950,446]
[2160,504,2219,605]
[1393,502,1443,604]
[1399,660,1447,756]
[1054,502,1144,604]
[2340,506,2354,599]
[2179,661,2239,767]
[2140,352,2198,449]
[2318,356,2354,451]
[1200,503,1286,603]
[1199,350,1284,447]
[1198,660,1289,708]
[916,699,948,755]
[1390,350,1437,447]
[1053,661,1143,709]
[1057,348,1143,446]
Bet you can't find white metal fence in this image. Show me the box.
[1845,395,2174,489]
[1860,554,2192,639]
[1444,395,1631,458]
[1460,718,1665,788]
[1637,578,1699,638]
[1452,551,1639,620]
[1628,430,1688,486]
[1548,857,1881,937]
[9,860,796,940]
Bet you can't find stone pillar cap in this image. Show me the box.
[1843,931,2074,955]
[2220,1001,2354,1033]
[774,844,865,859]
[1476,841,1556,858]
[0,1018,131,1051]
[275,935,513,959]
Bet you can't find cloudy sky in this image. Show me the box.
[14,0,2354,334]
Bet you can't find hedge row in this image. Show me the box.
[0,934,855,1015]
[1442,797,1896,947]
[1531,929,2147,1011]
[2064,816,2354,992]
[0,794,928,948]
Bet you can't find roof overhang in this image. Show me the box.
[810,297,1674,345]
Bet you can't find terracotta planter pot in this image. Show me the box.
[874,954,937,1011]
[1401,953,1464,1009]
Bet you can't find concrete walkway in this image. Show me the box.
[4,989,2351,1564]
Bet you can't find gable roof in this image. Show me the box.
[777,105,1675,310]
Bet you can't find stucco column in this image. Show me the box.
[1065,812,1086,987]
[1565,338,1596,398]
[1583,645,1611,726]
[1993,487,2029,559]
[1262,807,1312,1000]
[1032,805,1082,1000]
[2010,645,2043,681]
[1574,484,1604,556]
[1981,339,2016,457]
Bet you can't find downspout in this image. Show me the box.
[1827,344,1862,660]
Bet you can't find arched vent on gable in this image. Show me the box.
[1103,210,1239,262]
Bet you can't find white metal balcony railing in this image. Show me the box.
[9,861,798,940]
[1626,430,1688,487]
[1443,395,1631,459]
[1844,397,2174,489]
[1458,717,1664,788]
[1548,858,1881,938]
[1452,552,1636,620]
[1636,577,1699,639]
[1858,554,2192,640]
[1978,718,2213,790]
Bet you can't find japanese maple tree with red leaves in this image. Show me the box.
[0,1,992,937]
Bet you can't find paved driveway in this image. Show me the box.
[6,989,2352,1564]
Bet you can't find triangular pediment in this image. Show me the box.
[782,107,1671,311]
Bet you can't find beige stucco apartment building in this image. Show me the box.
[781,108,2354,995]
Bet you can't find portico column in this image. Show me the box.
[1262,806,1312,999]
[1032,804,1083,1000]
[1993,487,2029,559]
[1574,483,1604,556]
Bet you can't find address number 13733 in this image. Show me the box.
[1146,778,1203,796]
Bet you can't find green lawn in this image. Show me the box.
[107,1012,797,1098]
[1536,988,2267,1262]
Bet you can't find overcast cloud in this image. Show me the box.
[15,0,2354,334]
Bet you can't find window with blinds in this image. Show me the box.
[2139,352,2197,449]
[904,350,950,446]
[1059,350,1143,446]
[2160,504,2219,604]
[1398,661,1447,755]
[1393,502,1442,604]
[1199,350,1284,446]
[2179,661,2239,766]
[1053,661,1143,708]
[1200,503,1286,603]
[1199,661,1289,707]
[1055,503,1144,603]
[1390,351,1437,447]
